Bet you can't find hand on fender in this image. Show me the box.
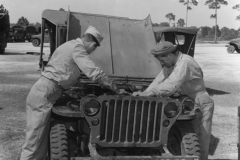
[118,89,132,95]
[132,91,155,97]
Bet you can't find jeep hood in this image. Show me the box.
[42,10,199,79]
[65,11,161,79]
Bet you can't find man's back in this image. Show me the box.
[42,39,84,89]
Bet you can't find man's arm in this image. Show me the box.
[72,45,119,93]
[149,61,191,97]
[145,67,169,92]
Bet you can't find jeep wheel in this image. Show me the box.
[227,45,235,53]
[32,39,40,47]
[167,124,200,156]
[167,124,182,154]
[50,121,69,160]
[181,133,200,156]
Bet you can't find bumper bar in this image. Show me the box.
[71,156,199,160]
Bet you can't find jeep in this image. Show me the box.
[40,9,200,160]
[31,29,50,47]
[226,38,240,53]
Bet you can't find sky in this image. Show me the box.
[0,0,239,30]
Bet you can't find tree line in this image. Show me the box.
[10,16,41,33]
[9,8,66,33]
[6,2,240,41]
[153,0,240,41]
[153,21,239,41]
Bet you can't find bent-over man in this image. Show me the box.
[20,26,120,160]
[133,41,214,160]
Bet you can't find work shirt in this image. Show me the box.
[147,52,214,160]
[145,52,207,100]
[42,38,110,89]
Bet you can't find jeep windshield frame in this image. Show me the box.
[153,26,198,57]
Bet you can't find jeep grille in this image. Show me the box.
[99,98,163,144]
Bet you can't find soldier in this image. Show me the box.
[20,26,121,160]
[133,41,214,160]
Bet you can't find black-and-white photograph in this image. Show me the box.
[0,0,239,159]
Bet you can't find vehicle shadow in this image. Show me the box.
[209,134,220,156]
[3,52,46,55]
[2,52,26,55]
[39,45,50,47]
[206,87,230,96]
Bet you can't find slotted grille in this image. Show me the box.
[99,98,163,144]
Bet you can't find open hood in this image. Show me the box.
[41,10,197,80]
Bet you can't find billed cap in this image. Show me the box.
[151,41,178,56]
[84,26,103,46]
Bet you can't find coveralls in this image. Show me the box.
[20,38,113,160]
[145,52,214,160]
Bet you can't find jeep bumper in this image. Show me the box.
[70,156,199,160]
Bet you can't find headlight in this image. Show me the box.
[83,100,100,116]
[164,102,179,118]
[181,97,194,114]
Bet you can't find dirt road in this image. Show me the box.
[0,42,239,160]
[195,43,240,159]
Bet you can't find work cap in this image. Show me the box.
[84,26,103,46]
[151,41,178,56]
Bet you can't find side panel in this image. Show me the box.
[57,26,67,47]
[109,16,161,77]
[68,13,112,74]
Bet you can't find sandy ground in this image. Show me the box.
[0,42,239,160]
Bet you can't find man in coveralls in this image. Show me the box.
[20,26,121,160]
[133,41,214,160]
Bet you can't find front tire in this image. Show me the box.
[167,124,200,156]
[32,38,40,47]
[227,45,235,53]
[181,133,200,156]
[50,121,69,160]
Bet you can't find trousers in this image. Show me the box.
[192,91,214,160]
[20,76,62,160]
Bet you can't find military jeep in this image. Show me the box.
[40,9,200,160]
[226,38,240,53]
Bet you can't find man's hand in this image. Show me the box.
[118,89,132,95]
[132,91,155,97]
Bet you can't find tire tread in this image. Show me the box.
[50,121,69,160]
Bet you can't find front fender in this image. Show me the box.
[52,105,84,117]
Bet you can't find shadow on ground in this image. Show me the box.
[3,52,27,55]
[206,88,230,96]
[209,134,220,156]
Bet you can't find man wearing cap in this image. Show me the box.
[20,26,121,160]
[133,41,214,160]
